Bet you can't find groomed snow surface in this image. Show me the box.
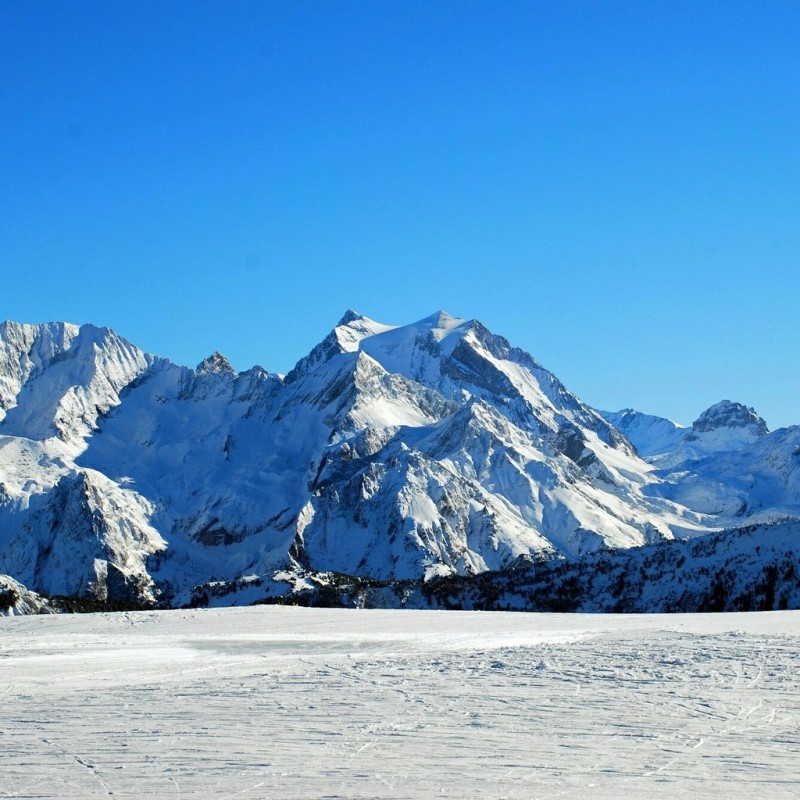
[2,607,798,799]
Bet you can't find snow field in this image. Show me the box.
[1,607,799,799]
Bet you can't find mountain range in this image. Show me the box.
[1,312,798,613]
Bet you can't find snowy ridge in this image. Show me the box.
[599,408,686,458]
[0,313,798,609]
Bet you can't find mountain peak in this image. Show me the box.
[692,400,768,436]
[337,309,364,326]
[196,351,234,376]
[418,310,463,330]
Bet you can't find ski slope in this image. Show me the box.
[1,607,798,799]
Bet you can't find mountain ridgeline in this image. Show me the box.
[0,313,798,613]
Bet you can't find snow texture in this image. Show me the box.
[1,606,798,799]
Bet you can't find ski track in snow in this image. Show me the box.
[1,607,799,799]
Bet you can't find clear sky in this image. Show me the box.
[2,1,799,428]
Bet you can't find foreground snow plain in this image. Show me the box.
[1,608,798,799]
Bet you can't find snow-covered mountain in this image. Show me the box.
[0,313,797,609]
[599,401,799,522]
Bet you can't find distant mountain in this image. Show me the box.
[599,400,769,462]
[599,400,798,521]
[598,408,686,458]
[1,313,798,611]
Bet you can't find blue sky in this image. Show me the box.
[2,1,799,428]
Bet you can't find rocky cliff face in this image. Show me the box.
[690,400,768,436]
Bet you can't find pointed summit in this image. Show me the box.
[418,310,464,330]
[337,309,364,326]
[196,351,235,376]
